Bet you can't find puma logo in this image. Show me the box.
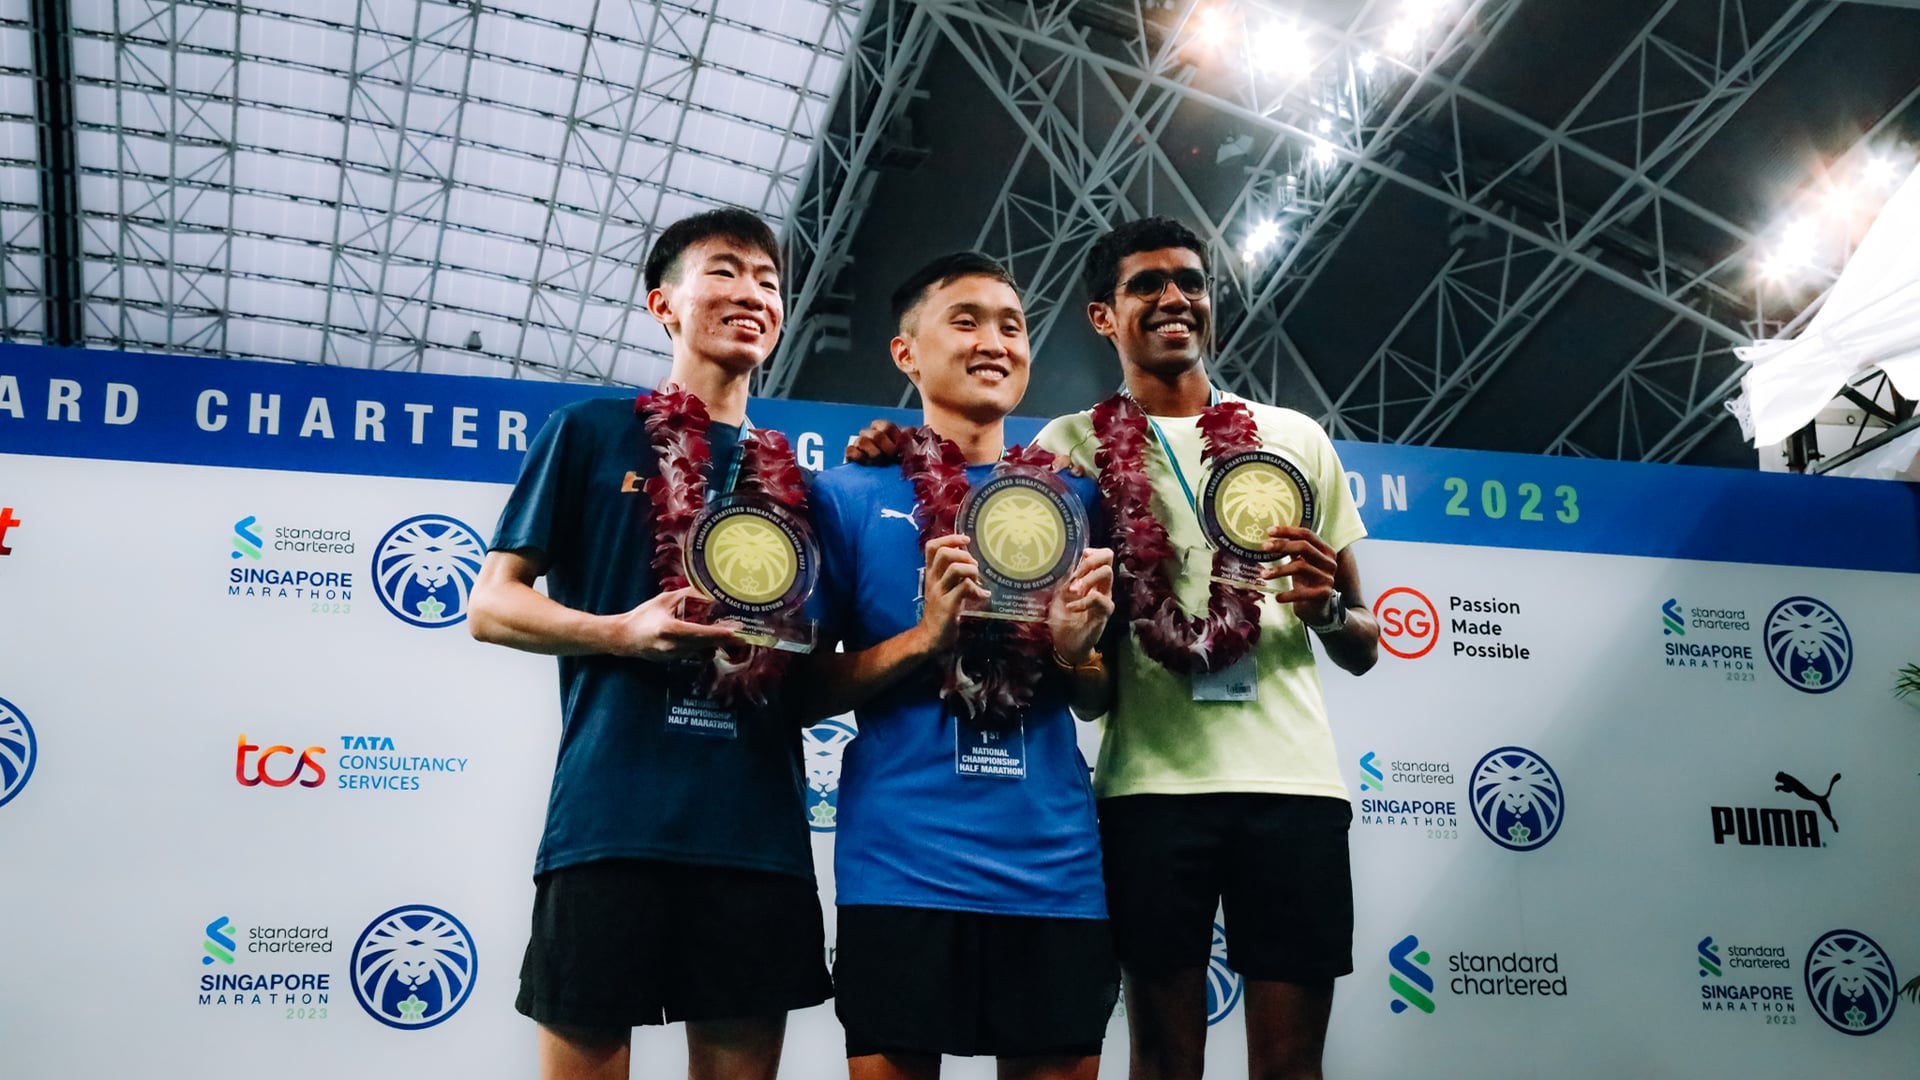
[1775,771,1840,832]
[880,507,919,526]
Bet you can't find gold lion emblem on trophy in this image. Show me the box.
[1215,461,1303,550]
[705,514,797,605]
[976,487,1066,580]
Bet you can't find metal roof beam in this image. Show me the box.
[28,0,79,345]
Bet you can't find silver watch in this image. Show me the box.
[1304,589,1347,635]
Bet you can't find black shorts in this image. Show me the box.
[1098,794,1353,982]
[515,858,833,1028]
[834,905,1119,1059]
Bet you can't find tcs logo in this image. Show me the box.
[1375,587,1438,659]
[235,735,327,788]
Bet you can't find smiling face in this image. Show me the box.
[893,273,1031,425]
[646,235,784,375]
[1088,245,1211,380]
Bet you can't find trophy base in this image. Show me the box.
[728,615,818,654]
[959,608,1046,623]
[1211,572,1284,594]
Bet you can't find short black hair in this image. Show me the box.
[643,207,782,294]
[889,251,1020,333]
[1082,216,1207,302]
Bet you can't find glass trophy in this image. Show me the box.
[954,464,1088,622]
[1198,449,1316,592]
[683,492,819,652]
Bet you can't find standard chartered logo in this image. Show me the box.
[1359,751,1385,791]
[1698,937,1722,977]
[1662,598,1684,635]
[231,516,264,560]
[1389,935,1435,1014]
[203,917,237,965]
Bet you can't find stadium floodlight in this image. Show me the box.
[1822,185,1853,219]
[1316,118,1333,134]
[1191,5,1228,49]
[1776,219,1816,267]
[1257,22,1311,75]
[1357,51,1379,75]
[1313,139,1337,166]
[1244,219,1283,260]
[1863,156,1899,189]
[1385,20,1419,55]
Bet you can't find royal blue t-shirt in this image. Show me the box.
[811,461,1107,919]
[490,397,814,881]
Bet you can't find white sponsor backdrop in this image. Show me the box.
[2,347,1916,1077]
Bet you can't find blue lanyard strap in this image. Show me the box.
[1140,386,1219,514]
[715,418,754,496]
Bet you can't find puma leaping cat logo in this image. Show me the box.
[880,507,919,527]
[1775,771,1840,832]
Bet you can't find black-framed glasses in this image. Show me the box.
[1117,267,1210,301]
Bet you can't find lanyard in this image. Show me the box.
[1141,386,1219,514]
[715,418,754,496]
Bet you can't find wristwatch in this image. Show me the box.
[1303,589,1348,635]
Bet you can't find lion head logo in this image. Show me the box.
[350,904,478,1029]
[802,718,858,832]
[372,515,486,628]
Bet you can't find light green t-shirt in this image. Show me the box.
[1035,393,1367,801]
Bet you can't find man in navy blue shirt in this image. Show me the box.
[470,208,830,1080]
[803,252,1119,1080]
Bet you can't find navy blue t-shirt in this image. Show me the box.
[490,397,813,881]
[811,461,1107,919]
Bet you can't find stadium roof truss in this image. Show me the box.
[4,0,858,386]
[770,0,1918,463]
[1,0,1912,465]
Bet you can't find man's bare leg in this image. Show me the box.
[688,1015,789,1080]
[539,1024,630,1080]
[999,1054,1101,1080]
[849,1049,940,1080]
[1242,979,1333,1080]
[1121,968,1208,1080]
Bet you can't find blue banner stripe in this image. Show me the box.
[2,344,1916,573]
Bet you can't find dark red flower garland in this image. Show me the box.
[898,426,1058,731]
[1091,392,1264,674]
[636,384,806,708]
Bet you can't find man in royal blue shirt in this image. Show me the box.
[803,252,1120,1080]
[469,208,830,1080]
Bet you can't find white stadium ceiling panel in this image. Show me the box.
[34,0,859,384]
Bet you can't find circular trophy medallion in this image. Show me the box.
[1199,450,1315,561]
[685,493,818,614]
[956,468,1087,593]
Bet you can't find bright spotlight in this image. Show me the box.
[1191,5,1227,48]
[1316,118,1332,134]
[1247,219,1282,252]
[1863,156,1899,189]
[1241,247,1258,265]
[1258,22,1311,75]
[1822,186,1853,219]
[1386,20,1418,56]
[1313,140,1337,166]
[1357,51,1379,75]
[1777,219,1815,267]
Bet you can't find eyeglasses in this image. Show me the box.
[1116,267,1210,301]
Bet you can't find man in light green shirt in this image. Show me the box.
[1033,217,1380,1080]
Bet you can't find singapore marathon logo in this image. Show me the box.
[1764,597,1851,693]
[225,514,357,607]
[1804,929,1898,1036]
[1469,746,1564,851]
[1697,935,1797,1021]
[196,914,334,1012]
[0,696,37,809]
[351,904,478,1029]
[802,717,857,832]
[1206,922,1242,1025]
[372,515,486,628]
